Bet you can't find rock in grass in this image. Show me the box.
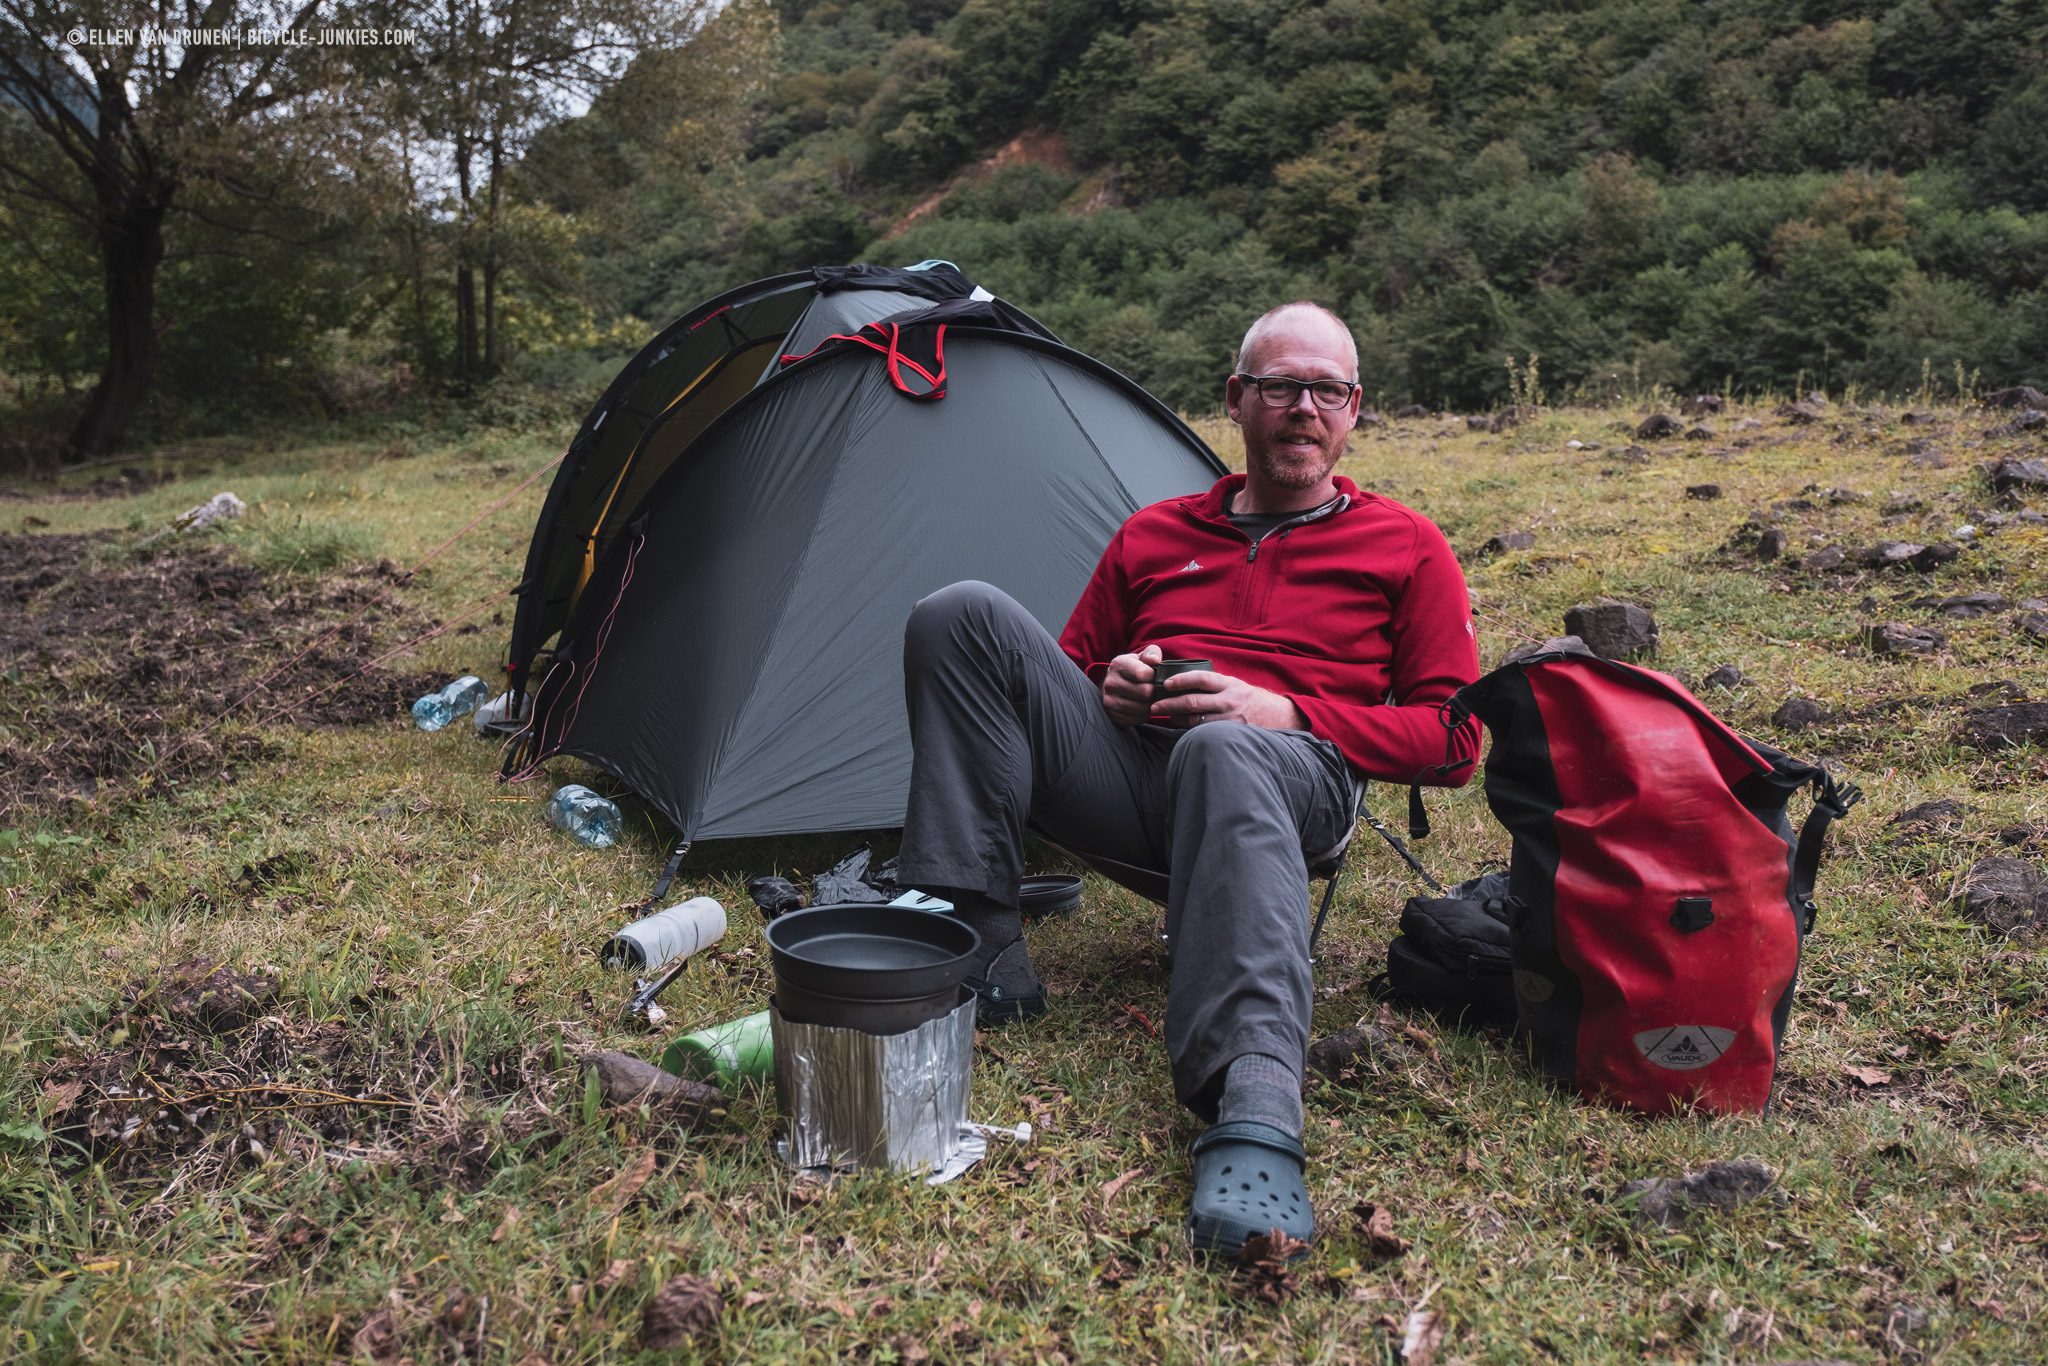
[1684,424,1716,441]
[584,1051,722,1122]
[1959,702,2048,751]
[1775,401,1823,425]
[1616,1159,1781,1228]
[1680,394,1724,416]
[1770,697,1830,730]
[1981,385,2048,411]
[1755,528,1788,561]
[1702,664,1745,689]
[1501,635,1587,665]
[1634,413,1682,440]
[1988,458,2048,495]
[1307,1022,1420,1079]
[1392,403,1429,419]
[1478,530,1536,556]
[1864,622,1944,656]
[1915,592,2008,618]
[1564,599,1658,659]
[1684,483,1722,500]
[2019,611,2048,643]
[1805,545,1847,572]
[1889,799,1972,834]
[1912,542,1962,570]
[1859,541,1926,569]
[1953,858,2047,937]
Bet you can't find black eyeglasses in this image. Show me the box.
[1234,373,1360,410]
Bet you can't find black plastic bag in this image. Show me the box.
[807,843,902,906]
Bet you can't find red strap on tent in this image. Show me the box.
[780,322,947,401]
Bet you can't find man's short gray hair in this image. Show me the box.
[1235,301,1359,379]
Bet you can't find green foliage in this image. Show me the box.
[8,0,2048,440]
[234,514,379,578]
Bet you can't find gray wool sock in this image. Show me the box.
[1217,1052,1304,1136]
[944,892,1039,993]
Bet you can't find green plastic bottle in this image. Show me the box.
[660,1009,773,1085]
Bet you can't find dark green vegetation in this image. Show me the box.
[7,0,2048,459]
[2,401,2044,1359]
[694,0,2048,411]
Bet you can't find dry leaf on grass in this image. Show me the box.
[351,1307,399,1360]
[438,1290,479,1333]
[40,1078,84,1114]
[1099,1165,1145,1206]
[1232,1230,1310,1305]
[594,1258,640,1293]
[490,1205,522,1243]
[1353,1202,1412,1258]
[592,1147,658,1216]
[641,1275,723,1350]
[1097,1257,1139,1290]
[1845,1065,1893,1087]
[1400,1308,1445,1363]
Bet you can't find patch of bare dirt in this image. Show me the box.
[883,129,1075,237]
[0,531,441,817]
[35,959,565,1194]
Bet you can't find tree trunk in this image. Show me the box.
[454,127,478,388]
[66,191,170,459]
[401,134,434,378]
[482,127,502,376]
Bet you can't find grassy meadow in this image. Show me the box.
[1,397,2044,1363]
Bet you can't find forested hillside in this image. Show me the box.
[4,0,2045,451]
[613,0,2048,411]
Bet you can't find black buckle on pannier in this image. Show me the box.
[1670,897,1715,932]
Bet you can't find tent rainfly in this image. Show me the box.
[503,262,1226,845]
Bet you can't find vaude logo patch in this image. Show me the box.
[1634,1025,1737,1071]
[1513,969,1555,1004]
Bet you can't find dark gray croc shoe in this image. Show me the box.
[963,938,1048,1026]
[1186,1121,1314,1259]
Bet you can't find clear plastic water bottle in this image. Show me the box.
[411,690,455,731]
[443,675,488,719]
[548,783,621,848]
[410,675,490,732]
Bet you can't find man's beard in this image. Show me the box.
[1254,434,1343,489]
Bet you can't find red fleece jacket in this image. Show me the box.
[1057,473,1482,785]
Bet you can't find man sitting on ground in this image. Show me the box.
[895,301,1482,1257]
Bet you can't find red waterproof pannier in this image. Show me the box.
[1448,645,1858,1115]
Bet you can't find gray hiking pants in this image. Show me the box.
[896,581,1359,1118]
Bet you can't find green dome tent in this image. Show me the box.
[504,263,1226,845]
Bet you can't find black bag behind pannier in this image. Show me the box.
[1377,873,1518,1031]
